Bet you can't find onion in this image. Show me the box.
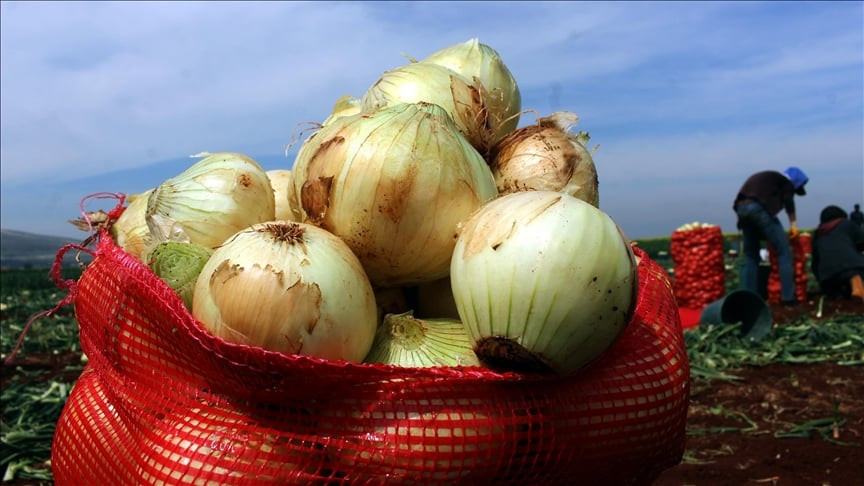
[55,367,137,484]
[292,102,497,287]
[364,311,480,368]
[360,62,493,153]
[267,169,302,222]
[110,189,154,261]
[450,191,638,375]
[148,241,213,310]
[326,398,498,482]
[146,152,275,249]
[137,406,319,484]
[422,38,521,144]
[322,94,362,126]
[192,221,377,362]
[488,112,600,207]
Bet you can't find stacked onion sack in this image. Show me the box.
[52,38,689,485]
[766,234,810,303]
[669,222,726,309]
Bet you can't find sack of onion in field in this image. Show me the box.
[51,38,689,484]
[669,222,726,308]
[52,227,688,485]
[766,235,810,303]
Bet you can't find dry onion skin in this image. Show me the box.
[192,221,377,362]
[450,190,638,375]
[488,111,600,207]
[267,169,303,222]
[421,38,521,145]
[292,102,497,287]
[146,152,275,249]
[364,311,481,368]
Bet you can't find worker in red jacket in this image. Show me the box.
[811,205,864,302]
[733,166,808,305]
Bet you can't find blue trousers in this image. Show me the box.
[736,201,796,302]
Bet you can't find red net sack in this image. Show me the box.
[766,235,809,303]
[52,234,689,485]
[670,225,726,308]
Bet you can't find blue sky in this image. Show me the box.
[1,1,862,240]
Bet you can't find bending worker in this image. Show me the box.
[733,166,808,305]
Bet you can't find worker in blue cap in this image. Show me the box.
[733,166,809,305]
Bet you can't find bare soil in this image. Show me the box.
[654,294,864,486]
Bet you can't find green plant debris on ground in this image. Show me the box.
[685,315,864,382]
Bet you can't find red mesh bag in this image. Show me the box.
[670,225,726,308]
[51,233,689,485]
[766,235,809,303]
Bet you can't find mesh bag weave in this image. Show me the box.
[767,235,810,303]
[670,225,726,308]
[51,234,689,485]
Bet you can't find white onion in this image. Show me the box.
[192,221,377,362]
[450,191,638,374]
[137,406,317,484]
[364,311,480,368]
[489,112,600,207]
[146,152,275,249]
[110,189,154,261]
[292,102,497,287]
[267,169,302,222]
[422,38,521,144]
[360,62,493,153]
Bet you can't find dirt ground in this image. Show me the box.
[654,294,864,486]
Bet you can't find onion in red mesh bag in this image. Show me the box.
[292,101,497,287]
[146,152,275,249]
[192,221,377,362]
[451,190,638,375]
[488,112,600,207]
[325,398,501,483]
[364,311,480,367]
[137,406,321,484]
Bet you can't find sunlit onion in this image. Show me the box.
[292,102,497,287]
[110,189,154,261]
[422,38,521,144]
[489,112,600,207]
[364,311,480,368]
[146,152,275,248]
[450,191,638,374]
[267,169,302,222]
[192,221,377,362]
[360,62,493,153]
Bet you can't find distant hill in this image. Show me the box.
[1,229,92,269]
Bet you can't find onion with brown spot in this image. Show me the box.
[291,102,497,287]
[450,190,638,375]
[192,221,377,362]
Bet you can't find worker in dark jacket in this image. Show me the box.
[811,205,864,302]
[733,167,808,305]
